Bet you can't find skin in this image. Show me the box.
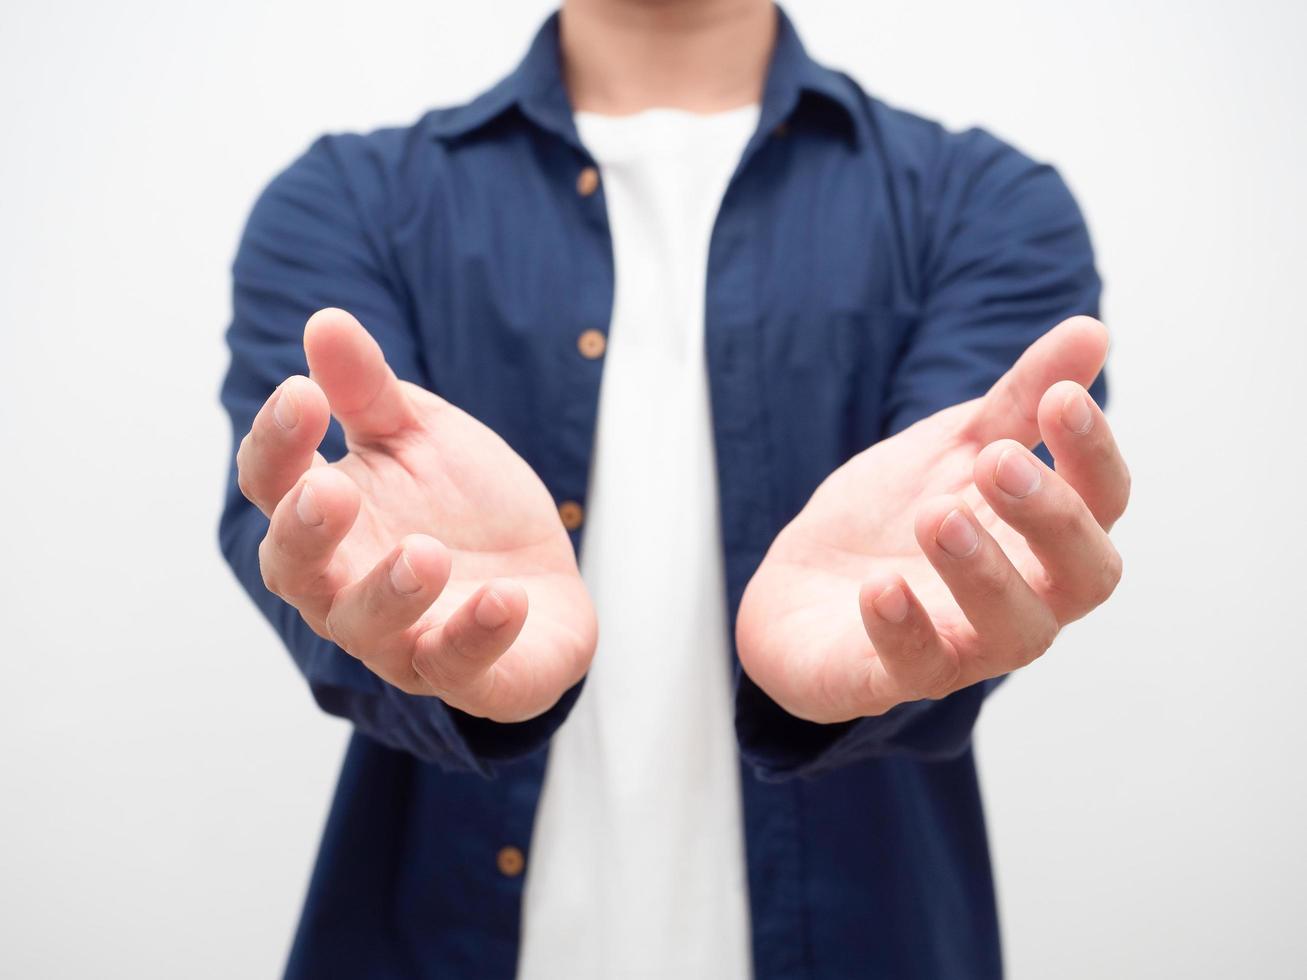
[238,310,596,722]
[239,312,1128,724]
[735,316,1128,723]
[561,0,773,114]
[236,0,1131,724]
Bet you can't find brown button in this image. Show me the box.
[576,166,600,197]
[577,328,606,359]
[558,500,584,531]
[496,845,525,877]
[773,121,789,138]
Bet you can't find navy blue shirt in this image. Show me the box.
[219,7,1102,978]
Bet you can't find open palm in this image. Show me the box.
[237,309,596,722]
[737,317,1130,724]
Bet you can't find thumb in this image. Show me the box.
[967,315,1109,447]
[304,307,416,445]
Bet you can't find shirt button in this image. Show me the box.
[577,328,607,359]
[576,165,600,197]
[558,500,584,531]
[496,845,525,877]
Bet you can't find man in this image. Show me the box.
[219,1,1129,977]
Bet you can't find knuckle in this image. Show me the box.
[444,617,480,664]
[1093,546,1124,604]
[1107,466,1132,524]
[236,468,259,505]
[904,625,933,659]
[257,538,282,596]
[1016,616,1059,667]
[1048,502,1084,540]
[237,430,262,468]
[413,647,457,700]
[361,581,389,620]
[323,609,356,656]
[1011,644,1039,671]
[888,625,960,702]
[968,561,1010,605]
[921,656,961,701]
[1039,616,1060,653]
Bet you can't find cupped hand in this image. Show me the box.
[237,308,597,722]
[736,316,1130,724]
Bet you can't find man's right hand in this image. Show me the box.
[236,308,597,722]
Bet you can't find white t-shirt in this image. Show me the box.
[517,104,761,980]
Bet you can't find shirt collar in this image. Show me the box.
[425,5,862,151]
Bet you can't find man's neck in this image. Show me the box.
[560,0,775,115]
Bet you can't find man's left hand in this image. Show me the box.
[736,316,1130,724]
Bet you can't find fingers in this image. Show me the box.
[1036,381,1130,529]
[324,534,453,675]
[259,467,362,623]
[411,580,529,712]
[859,573,960,704]
[968,315,1109,447]
[236,375,331,514]
[304,308,416,445]
[914,497,1060,678]
[974,438,1123,624]
[315,531,532,715]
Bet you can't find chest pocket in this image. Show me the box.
[756,303,920,520]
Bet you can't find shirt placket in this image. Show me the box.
[705,126,810,980]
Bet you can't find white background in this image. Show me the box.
[2,1,1304,976]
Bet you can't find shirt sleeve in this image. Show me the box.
[217,135,581,775]
[737,127,1105,781]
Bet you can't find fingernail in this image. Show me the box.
[389,551,422,595]
[936,509,979,558]
[295,484,323,526]
[995,448,1041,498]
[273,386,299,430]
[873,583,909,624]
[1061,389,1093,435]
[474,587,511,630]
